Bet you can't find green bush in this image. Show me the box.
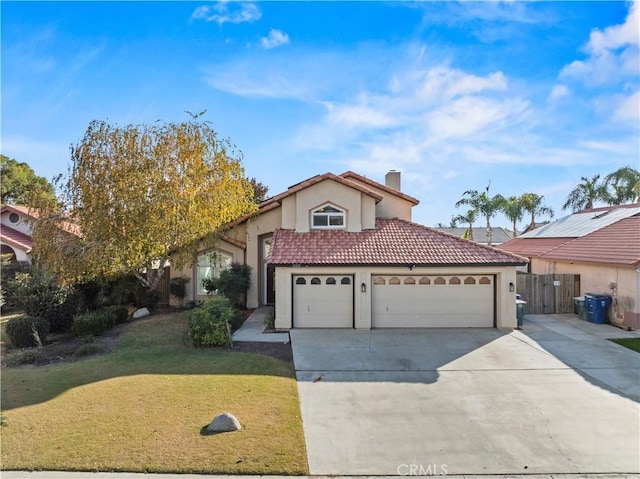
[170,277,190,306]
[0,255,30,311]
[73,311,114,338]
[141,289,161,311]
[105,305,129,324]
[75,278,107,312]
[263,307,276,329]
[205,262,251,309]
[106,274,140,306]
[188,298,239,347]
[5,316,50,349]
[73,343,104,358]
[18,274,79,333]
[4,349,42,366]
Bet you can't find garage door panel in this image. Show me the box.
[373,275,494,328]
[294,275,353,328]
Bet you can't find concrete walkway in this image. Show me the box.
[231,306,289,343]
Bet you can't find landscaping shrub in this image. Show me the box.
[73,343,104,358]
[0,255,30,311]
[105,305,129,324]
[263,306,276,329]
[75,278,107,312]
[188,298,239,347]
[18,274,79,333]
[204,263,251,309]
[5,316,50,349]
[4,349,42,366]
[141,289,161,311]
[73,311,114,338]
[170,277,190,306]
[106,274,140,306]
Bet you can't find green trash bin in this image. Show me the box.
[516,300,526,327]
[574,296,587,321]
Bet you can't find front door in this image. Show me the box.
[262,236,275,305]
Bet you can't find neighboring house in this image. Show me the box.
[0,204,35,263]
[499,204,640,329]
[172,170,526,330]
[433,227,513,246]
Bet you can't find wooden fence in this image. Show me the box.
[516,273,580,314]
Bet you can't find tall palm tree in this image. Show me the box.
[521,192,554,231]
[562,175,608,212]
[456,185,505,246]
[452,209,478,241]
[501,195,524,237]
[604,166,640,205]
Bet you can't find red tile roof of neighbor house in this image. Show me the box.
[0,224,33,252]
[497,237,573,257]
[1,204,83,237]
[539,215,640,267]
[268,218,528,266]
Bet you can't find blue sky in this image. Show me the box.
[2,1,638,229]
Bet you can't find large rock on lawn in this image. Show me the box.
[206,413,241,433]
[132,307,150,319]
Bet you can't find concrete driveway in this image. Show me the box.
[290,314,640,476]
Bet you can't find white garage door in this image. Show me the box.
[293,275,354,328]
[372,275,494,328]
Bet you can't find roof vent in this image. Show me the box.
[385,170,401,191]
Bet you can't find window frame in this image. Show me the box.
[197,251,233,295]
[311,204,346,230]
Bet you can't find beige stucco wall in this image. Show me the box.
[361,194,376,230]
[531,259,639,324]
[343,179,413,220]
[245,207,282,308]
[0,243,30,262]
[1,211,33,236]
[274,265,517,330]
[292,180,366,233]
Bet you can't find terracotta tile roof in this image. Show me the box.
[497,237,573,258]
[221,234,246,250]
[0,224,33,252]
[339,171,420,205]
[260,172,384,209]
[539,216,640,267]
[268,218,527,266]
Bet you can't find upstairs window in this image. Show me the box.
[312,204,345,229]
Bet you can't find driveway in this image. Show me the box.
[290,314,640,475]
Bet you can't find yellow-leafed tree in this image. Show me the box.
[32,118,258,290]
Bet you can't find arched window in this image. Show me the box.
[326,277,336,285]
[479,277,491,284]
[464,277,476,285]
[389,277,401,285]
[434,277,446,285]
[341,277,351,285]
[419,277,430,285]
[311,204,345,229]
[197,251,232,294]
[296,277,306,285]
[449,277,461,285]
[374,276,385,285]
[310,277,321,285]
[404,277,416,285]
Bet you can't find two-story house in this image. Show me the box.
[171,171,526,330]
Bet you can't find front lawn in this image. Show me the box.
[1,311,308,474]
[609,337,640,353]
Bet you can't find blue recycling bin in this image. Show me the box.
[584,293,612,324]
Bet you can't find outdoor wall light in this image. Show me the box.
[361,282,367,293]
[509,282,515,292]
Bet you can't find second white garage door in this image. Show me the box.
[372,275,494,328]
[293,275,354,328]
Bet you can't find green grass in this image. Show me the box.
[1,311,308,474]
[609,337,640,353]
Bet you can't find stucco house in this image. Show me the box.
[433,227,513,246]
[499,204,640,329]
[172,171,526,329]
[1,204,35,263]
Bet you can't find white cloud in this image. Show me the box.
[561,2,639,85]
[548,84,569,102]
[261,29,290,49]
[192,2,261,25]
[612,90,640,123]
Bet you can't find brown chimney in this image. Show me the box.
[385,170,401,191]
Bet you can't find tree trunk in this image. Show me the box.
[486,218,492,246]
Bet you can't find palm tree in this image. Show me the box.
[501,195,524,237]
[604,166,640,205]
[456,185,505,246]
[521,192,554,231]
[562,175,608,212]
[452,209,478,241]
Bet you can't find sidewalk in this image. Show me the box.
[3,473,638,479]
[231,306,289,343]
